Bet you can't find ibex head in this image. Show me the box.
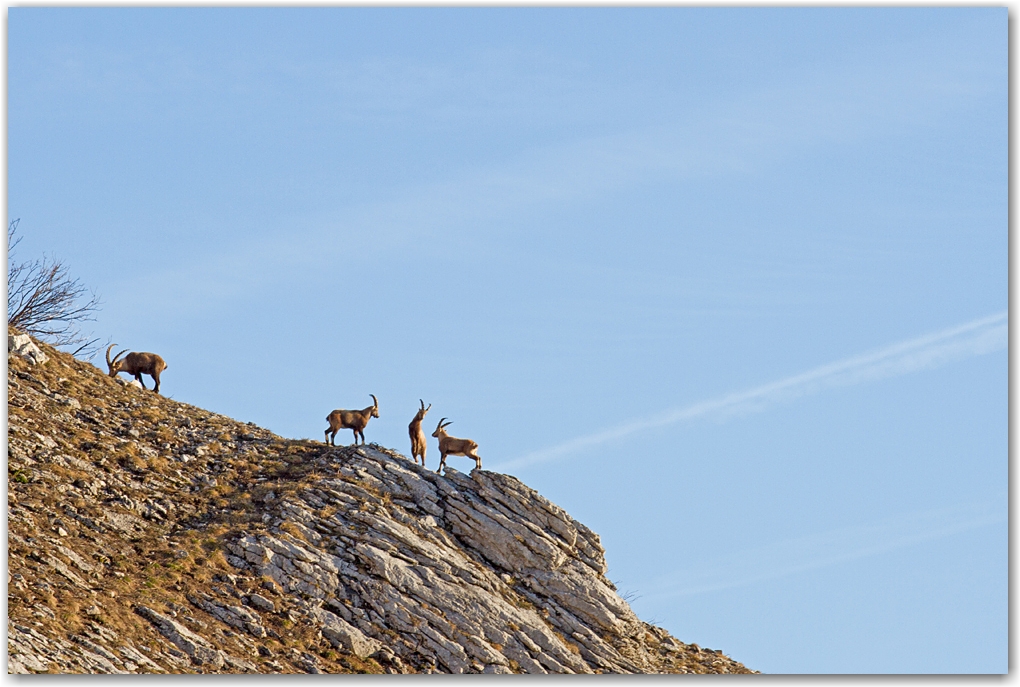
[414,399,432,422]
[106,344,129,376]
[432,418,453,438]
[370,394,380,418]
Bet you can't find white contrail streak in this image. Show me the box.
[635,500,1006,600]
[494,311,1007,472]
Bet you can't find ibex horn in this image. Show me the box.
[106,344,129,368]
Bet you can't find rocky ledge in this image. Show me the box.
[7,328,755,674]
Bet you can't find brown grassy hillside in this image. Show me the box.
[7,328,756,674]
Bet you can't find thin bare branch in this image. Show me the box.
[7,219,104,357]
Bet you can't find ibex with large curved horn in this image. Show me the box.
[325,394,379,446]
[106,344,167,394]
[408,399,431,467]
[432,418,481,474]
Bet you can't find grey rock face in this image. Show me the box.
[135,606,225,668]
[187,594,268,639]
[313,608,382,658]
[8,333,48,365]
[221,445,659,674]
[245,593,275,613]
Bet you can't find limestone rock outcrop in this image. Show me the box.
[9,331,48,365]
[7,328,755,674]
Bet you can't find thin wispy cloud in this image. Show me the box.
[112,38,987,320]
[494,311,1007,472]
[636,500,1006,600]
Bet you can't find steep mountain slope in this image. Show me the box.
[6,329,755,674]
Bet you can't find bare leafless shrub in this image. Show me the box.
[7,219,103,357]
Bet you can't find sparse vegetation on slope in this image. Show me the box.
[7,328,756,674]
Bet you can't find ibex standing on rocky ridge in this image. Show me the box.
[106,344,167,394]
[408,400,431,467]
[432,418,481,474]
[325,394,379,446]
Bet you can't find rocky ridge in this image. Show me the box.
[7,328,755,674]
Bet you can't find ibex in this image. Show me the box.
[408,399,431,467]
[325,394,379,446]
[106,344,167,394]
[432,418,481,474]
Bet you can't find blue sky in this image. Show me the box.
[8,8,1006,673]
